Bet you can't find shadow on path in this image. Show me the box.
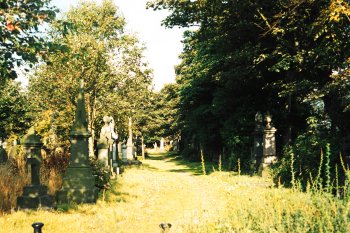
[146,151,216,175]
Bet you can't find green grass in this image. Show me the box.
[1,151,349,232]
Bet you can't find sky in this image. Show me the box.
[50,0,185,91]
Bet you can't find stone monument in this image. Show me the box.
[126,117,134,160]
[252,112,264,174]
[56,80,98,204]
[97,116,110,166]
[17,128,54,210]
[160,137,165,152]
[259,112,277,176]
[0,140,8,163]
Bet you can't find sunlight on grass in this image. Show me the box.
[1,152,349,232]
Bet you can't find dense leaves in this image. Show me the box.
[149,0,350,180]
[28,0,153,154]
[0,0,57,83]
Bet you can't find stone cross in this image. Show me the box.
[17,128,53,210]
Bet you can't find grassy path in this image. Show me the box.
[1,152,348,232]
[111,152,231,232]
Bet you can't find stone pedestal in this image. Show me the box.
[97,140,109,167]
[122,144,127,161]
[56,81,98,204]
[262,127,277,168]
[126,117,134,160]
[17,128,54,210]
[17,185,53,210]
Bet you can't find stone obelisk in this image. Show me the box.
[56,80,98,204]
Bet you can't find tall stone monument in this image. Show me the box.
[56,80,98,204]
[160,137,165,152]
[17,128,54,210]
[259,112,277,176]
[126,117,134,160]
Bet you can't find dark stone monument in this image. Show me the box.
[17,128,54,210]
[252,112,264,174]
[0,140,8,163]
[56,80,98,204]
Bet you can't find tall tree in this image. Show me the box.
[29,0,153,155]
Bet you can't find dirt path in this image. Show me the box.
[112,153,229,233]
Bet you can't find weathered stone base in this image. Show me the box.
[17,185,54,210]
[56,166,98,204]
[258,156,277,178]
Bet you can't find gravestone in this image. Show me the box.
[126,117,134,160]
[17,128,54,210]
[160,138,165,152]
[118,141,122,160]
[56,80,98,204]
[0,140,8,163]
[259,112,277,176]
[122,143,127,161]
[97,116,112,167]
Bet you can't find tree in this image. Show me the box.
[0,0,57,83]
[29,0,153,155]
[0,80,31,140]
[148,0,350,172]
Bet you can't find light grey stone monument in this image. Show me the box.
[122,143,127,161]
[97,116,110,166]
[17,128,54,210]
[160,137,165,152]
[126,117,134,160]
[118,141,122,160]
[259,112,277,177]
[56,80,98,204]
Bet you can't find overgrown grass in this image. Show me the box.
[1,151,349,232]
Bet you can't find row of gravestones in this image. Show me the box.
[97,115,143,170]
[1,82,144,210]
[15,81,98,210]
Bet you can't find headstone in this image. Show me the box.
[0,140,8,163]
[56,80,98,204]
[126,117,134,160]
[122,143,127,161]
[154,142,158,150]
[160,138,165,152]
[118,141,122,160]
[17,128,54,210]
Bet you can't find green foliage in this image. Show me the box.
[89,158,110,191]
[28,0,153,154]
[149,0,350,182]
[0,0,57,83]
[0,80,32,139]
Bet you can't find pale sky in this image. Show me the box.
[51,0,185,91]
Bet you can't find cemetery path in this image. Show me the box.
[0,152,272,233]
[113,152,230,233]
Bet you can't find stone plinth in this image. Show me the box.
[17,185,53,210]
[56,81,98,204]
[97,139,109,167]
